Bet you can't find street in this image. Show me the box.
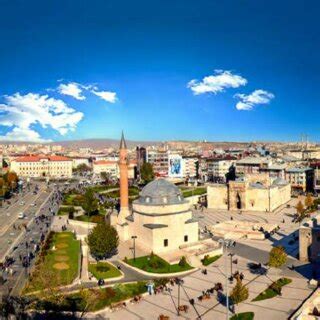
[0,182,64,298]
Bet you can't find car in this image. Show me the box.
[20,201,25,206]
[30,203,36,207]
[18,212,25,219]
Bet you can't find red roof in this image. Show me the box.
[14,155,71,162]
[93,160,117,165]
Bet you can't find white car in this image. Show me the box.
[20,201,25,206]
[18,212,25,219]
[30,203,36,207]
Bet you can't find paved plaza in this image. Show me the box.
[87,255,312,320]
[82,196,316,320]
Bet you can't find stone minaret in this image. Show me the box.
[119,131,129,221]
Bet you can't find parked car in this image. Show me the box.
[18,212,25,219]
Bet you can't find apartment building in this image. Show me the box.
[93,160,136,179]
[285,167,314,192]
[146,150,169,177]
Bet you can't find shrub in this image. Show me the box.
[68,211,74,219]
[91,215,104,223]
[100,287,116,300]
[179,256,187,267]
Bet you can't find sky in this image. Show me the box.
[0,0,320,143]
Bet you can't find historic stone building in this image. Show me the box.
[207,174,291,212]
[299,215,320,278]
[111,133,199,254]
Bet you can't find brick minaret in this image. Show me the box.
[119,131,129,221]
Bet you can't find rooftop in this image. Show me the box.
[13,155,71,162]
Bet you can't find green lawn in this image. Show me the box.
[24,232,80,293]
[231,312,254,320]
[182,187,207,198]
[126,255,193,273]
[63,193,85,206]
[57,206,75,216]
[33,282,147,312]
[201,254,222,266]
[252,278,292,302]
[107,187,140,199]
[75,210,106,223]
[88,262,122,279]
[91,185,119,193]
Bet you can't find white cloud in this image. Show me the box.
[235,89,275,111]
[0,93,84,142]
[188,70,247,95]
[0,127,51,143]
[58,82,86,100]
[91,90,117,103]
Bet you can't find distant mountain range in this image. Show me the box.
[0,138,290,150]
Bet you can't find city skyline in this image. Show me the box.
[1,1,319,143]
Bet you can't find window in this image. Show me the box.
[184,235,188,242]
[164,239,168,247]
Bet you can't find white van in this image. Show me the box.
[18,212,25,219]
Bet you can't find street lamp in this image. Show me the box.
[218,238,236,320]
[228,253,235,283]
[175,277,183,316]
[131,236,137,261]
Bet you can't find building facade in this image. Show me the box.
[207,174,291,212]
[10,155,73,178]
[146,150,169,177]
[285,167,314,192]
[92,159,136,179]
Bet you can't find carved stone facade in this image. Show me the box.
[207,174,291,212]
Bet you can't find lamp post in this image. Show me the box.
[131,236,137,261]
[175,277,183,316]
[228,253,235,282]
[218,239,236,320]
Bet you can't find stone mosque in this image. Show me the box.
[111,133,200,254]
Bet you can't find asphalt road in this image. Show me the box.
[0,183,64,298]
[0,183,50,260]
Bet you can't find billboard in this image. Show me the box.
[168,155,183,177]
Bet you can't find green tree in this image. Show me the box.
[268,246,287,268]
[74,163,91,173]
[88,223,119,260]
[6,171,18,190]
[305,194,314,209]
[140,162,154,183]
[82,188,98,216]
[296,201,304,216]
[230,279,249,305]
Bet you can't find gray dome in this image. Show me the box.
[272,177,288,186]
[138,178,185,205]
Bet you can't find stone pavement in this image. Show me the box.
[85,254,313,320]
[82,197,316,320]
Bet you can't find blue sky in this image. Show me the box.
[0,0,319,142]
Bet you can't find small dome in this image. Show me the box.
[272,177,288,186]
[138,178,185,205]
